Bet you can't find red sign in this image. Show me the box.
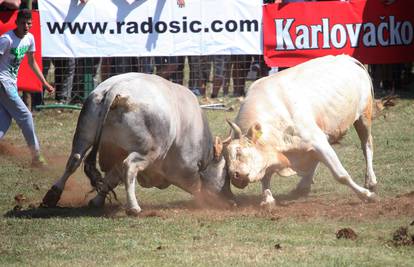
[0,10,42,92]
[263,0,414,67]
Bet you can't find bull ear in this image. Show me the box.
[213,136,223,161]
[246,122,262,143]
[226,119,242,139]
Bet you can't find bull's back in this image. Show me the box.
[100,73,176,141]
[241,55,372,139]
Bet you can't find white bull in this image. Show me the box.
[224,55,378,206]
[42,73,233,215]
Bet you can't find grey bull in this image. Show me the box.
[42,73,233,215]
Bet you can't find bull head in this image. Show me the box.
[224,121,267,189]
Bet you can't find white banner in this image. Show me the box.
[39,0,262,57]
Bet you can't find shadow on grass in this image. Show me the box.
[3,204,123,219]
[3,192,318,219]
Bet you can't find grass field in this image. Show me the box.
[0,89,413,266]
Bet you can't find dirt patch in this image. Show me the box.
[57,175,95,207]
[86,190,414,220]
[391,227,414,246]
[14,193,27,204]
[41,152,72,170]
[137,210,165,219]
[136,191,414,221]
[336,228,358,240]
[0,142,66,169]
[397,191,414,198]
[248,192,414,221]
[0,141,21,156]
[6,189,414,221]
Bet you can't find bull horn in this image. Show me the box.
[226,119,242,139]
[222,135,232,145]
[220,129,232,145]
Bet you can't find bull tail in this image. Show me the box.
[347,56,375,99]
[84,89,119,189]
[345,55,378,121]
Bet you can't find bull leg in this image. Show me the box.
[260,172,275,207]
[122,152,150,216]
[89,163,122,208]
[42,152,84,207]
[354,118,378,191]
[312,136,377,202]
[290,161,318,197]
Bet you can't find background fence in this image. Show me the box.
[40,55,271,106]
[38,55,413,109]
[24,0,414,108]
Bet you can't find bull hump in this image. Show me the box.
[110,95,139,111]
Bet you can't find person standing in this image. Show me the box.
[0,9,54,167]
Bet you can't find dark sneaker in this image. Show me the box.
[31,155,48,168]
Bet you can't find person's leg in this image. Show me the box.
[30,91,43,111]
[222,61,232,96]
[71,58,87,103]
[92,57,102,89]
[60,57,76,103]
[169,57,179,83]
[232,55,250,97]
[100,57,113,81]
[188,56,203,96]
[211,55,228,98]
[54,58,65,102]
[369,64,379,92]
[0,102,12,140]
[156,57,178,81]
[31,58,51,110]
[171,56,185,85]
[139,57,154,74]
[391,63,403,93]
[0,82,42,163]
[258,55,270,78]
[199,56,211,96]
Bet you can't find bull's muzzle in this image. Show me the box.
[230,172,249,189]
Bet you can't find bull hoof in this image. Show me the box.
[260,199,275,209]
[125,208,141,217]
[260,189,275,209]
[366,192,380,203]
[41,186,63,207]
